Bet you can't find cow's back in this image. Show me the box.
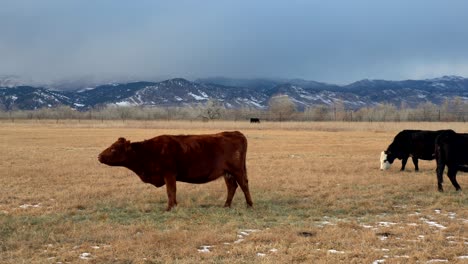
[410,130,446,160]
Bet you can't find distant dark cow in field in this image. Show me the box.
[435,130,468,192]
[98,131,253,211]
[250,118,260,123]
[380,130,448,171]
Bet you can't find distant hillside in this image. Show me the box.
[1,76,467,111]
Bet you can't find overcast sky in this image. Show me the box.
[1,0,468,84]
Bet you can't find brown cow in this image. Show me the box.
[98,131,253,211]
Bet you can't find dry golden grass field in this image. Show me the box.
[1,120,467,263]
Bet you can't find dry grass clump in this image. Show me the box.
[0,120,467,263]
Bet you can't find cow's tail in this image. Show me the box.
[434,133,446,187]
[434,130,455,162]
[242,133,248,179]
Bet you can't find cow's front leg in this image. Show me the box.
[164,174,177,211]
[412,157,419,171]
[400,157,409,171]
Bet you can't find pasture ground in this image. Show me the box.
[0,120,467,263]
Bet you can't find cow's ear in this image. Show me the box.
[118,137,126,142]
[125,140,132,151]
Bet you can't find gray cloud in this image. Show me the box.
[1,0,468,84]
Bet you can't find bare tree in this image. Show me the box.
[304,105,331,121]
[200,99,224,120]
[268,95,297,121]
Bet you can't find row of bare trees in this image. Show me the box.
[1,95,467,122]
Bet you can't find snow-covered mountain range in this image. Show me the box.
[1,76,467,111]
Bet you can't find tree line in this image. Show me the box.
[1,95,467,122]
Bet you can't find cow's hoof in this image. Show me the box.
[165,206,176,212]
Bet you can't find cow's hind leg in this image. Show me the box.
[412,157,419,171]
[447,166,461,191]
[164,174,177,211]
[223,174,238,207]
[233,171,253,207]
[436,161,445,192]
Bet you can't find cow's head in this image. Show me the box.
[98,137,132,166]
[380,151,392,170]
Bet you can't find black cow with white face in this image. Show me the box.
[380,130,449,171]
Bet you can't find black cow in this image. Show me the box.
[380,130,449,171]
[435,130,468,192]
[250,118,260,123]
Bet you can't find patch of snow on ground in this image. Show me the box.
[257,253,266,257]
[19,203,41,209]
[79,252,92,260]
[233,229,259,244]
[197,245,212,253]
[458,256,468,259]
[328,249,345,254]
[233,238,244,244]
[420,218,447,229]
[378,222,397,227]
[409,212,421,216]
[426,259,448,263]
[372,259,385,264]
[319,221,335,227]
